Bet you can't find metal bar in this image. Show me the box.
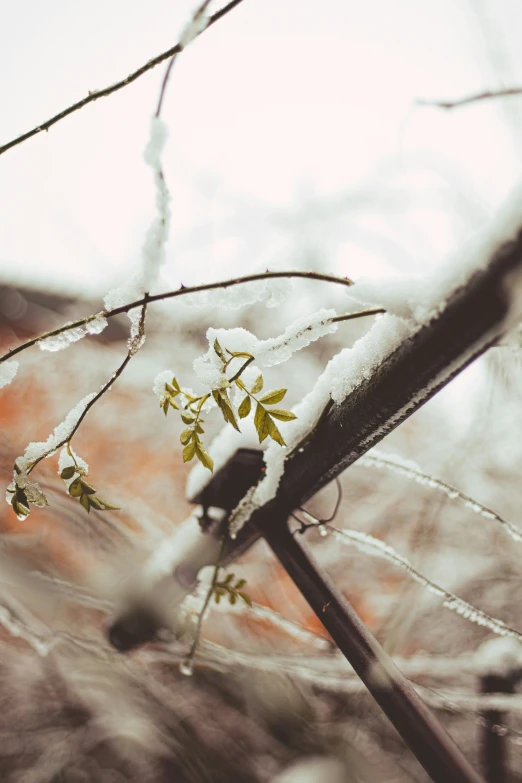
[262,514,484,783]
[225,226,522,560]
[480,674,514,783]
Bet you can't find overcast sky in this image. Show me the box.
[1,0,522,296]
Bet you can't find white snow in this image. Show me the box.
[360,450,522,543]
[37,313,108,352]
[180,276,293,311]
[0,360,19,389]
[329,526,522,643]
[142,117,171,292]
[474,637,522,678]
[179,5,210,49]
[104,273,145,351]
[14,393,97,473]
[228,313,409,533]
[193,309,338,389]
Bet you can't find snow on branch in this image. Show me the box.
[0,271,354,369]
[328,525,522,644]
[360,450,522,543]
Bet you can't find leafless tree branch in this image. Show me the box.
[417,87,522,110]
[0,0,246,157]
[0,270,355,365]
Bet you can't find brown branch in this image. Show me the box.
[0,270,354,365]
[417,87,522,110]
[332,308,385,323]
[27,303,149,472]
[0,0,247,157]
[155,0,214,118]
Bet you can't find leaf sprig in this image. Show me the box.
[60,451,119,514]
[213,572,252,607]
[160,339,297,472]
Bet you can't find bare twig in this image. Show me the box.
[0,0,247,157]
[0,270,354,365]
[27,304,148,472]
[417,87,522,110]
[332,308,385,323]
[182,529,228,673]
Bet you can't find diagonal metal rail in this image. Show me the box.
[110,221,522,782]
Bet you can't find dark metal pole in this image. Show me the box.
[262,514,484,783]
[480,674,514,783]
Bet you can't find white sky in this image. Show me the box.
[1,0,522,296]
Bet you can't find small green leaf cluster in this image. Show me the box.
[213,572,252,607]
[160,340,297,472]
[236,373,296,446]
[160,377,214,471]
[60,464,119,514]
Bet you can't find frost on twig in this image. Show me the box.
[37,313,108,353]
[141,117,171,291]
[104,275,147,354]
[193,309,338,388]
[328,526,522,644]
[181,274,294,310]
[6,394,96,519]
[360,450,522,544]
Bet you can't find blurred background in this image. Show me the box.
[2,0,522,781]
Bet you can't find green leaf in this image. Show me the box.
[213,339,226,362]
[171,377,181,391]
[213,390,240,432]
[235,578,246,590]
[214,589,224,604]
[267,415,285,446]
[238,592,252,607]
[89,495,120,511]
[183,441,197,463]
[238,396,251,419]
[267,408,297,422]
[80,493,91,513]
[254,403,270,443]
[69,477,83,497]
[228,351,253,360]
[181,413,195,425]
[162,398,169,416]
[91,495,120,511]
[165,383,180,397]
[229,592,237,605]
[180,428,193,445]
[259,388,287,405]
[250,375,264,395]
[195,423,204,434]
[223,573,234,585]
[195,443,214,472]
[168,397,179,410]
[80,479,96,495]
[60,466,76,480]
[12,498,30,519]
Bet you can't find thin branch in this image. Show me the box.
[156,0,213,118]
[182,529,228,673]
[359,453,522,543]
[0,270,354,365]
[27,304,148,472]
[0,0,247,157]
[332,307,385,323]
[417,87,522,110]
[328,525,522,644]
